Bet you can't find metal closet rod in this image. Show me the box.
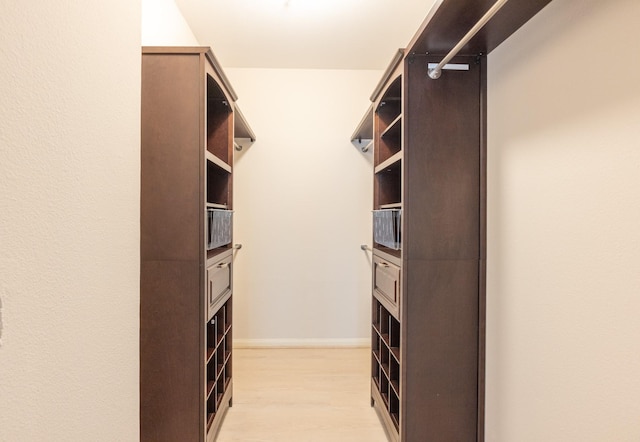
[428,0,510,79]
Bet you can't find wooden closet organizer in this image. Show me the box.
[352,1,554,441]
[140,47,255,442]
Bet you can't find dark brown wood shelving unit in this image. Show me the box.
[141,46,254,442]
[356,1,555,441]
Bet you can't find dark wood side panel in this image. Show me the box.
[140,260,201,442]
[404,55,481,261]
[402,259,479,441]
[477,55,488,442]
[141,54,201,262]
[141,51,205,442]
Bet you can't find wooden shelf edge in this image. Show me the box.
[372,347,381,364]
[206,150,232,173]
[208,291,232,322]
[371,49,405,102]
[205,48,238,102]
[372,247,402,265]
[380,114,402,139]
[374,151,402,174]
[405,0,553,57]
[233,104,256,142]
[206,380,215,399]
[390,380,401,397]
[206,249,234,269]
[390,346,400,362]
[351,103,374,142]
[379,203,402,210]
[372,323,382,339]
[404,0,445,57]
[207,203,229,210]
[380,361,391,379]
[373,290,401,322]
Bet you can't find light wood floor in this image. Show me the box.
[216,348,389,442]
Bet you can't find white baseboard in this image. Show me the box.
[233,338,369,349]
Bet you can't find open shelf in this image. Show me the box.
[206,297,233,430]
[207,160,231,207]
[351,103,374,143]
[372,296,402,433]
[380,113,402,141]
[206,151,232,174]
[373,245,401,259]
[233,104,256,142]
[374,160,401,209]
[206,74,233,166]
[378,75,401,108]
[374,151,402,175]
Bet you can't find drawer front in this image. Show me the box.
[207,258,232,320]
[373,256,400,318]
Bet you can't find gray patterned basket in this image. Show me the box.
[207,209,233,250]
[373,209,402,250]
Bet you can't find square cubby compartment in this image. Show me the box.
[216,340,226,377]
[389,314,400,360]
[372,358,381,388]
[389,390,400,430]
[374,162,401,208]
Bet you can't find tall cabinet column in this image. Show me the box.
[362,48,485,442]
[140,46,254,442]
[356,0,556,440]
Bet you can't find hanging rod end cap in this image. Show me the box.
[428,68,441,80]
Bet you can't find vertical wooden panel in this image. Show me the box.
[403,259,479,440]
[404,55,481,262]
[141,51,204,442]
[141,54,201,262]
[140,260,201,442]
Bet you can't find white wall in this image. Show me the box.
[142,0,199,46]
[227,68,380,347]
[0,2,141,441]
[486,0,640,440]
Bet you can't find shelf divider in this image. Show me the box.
[380,113,402,139]
[206,150,232,174]
[374,151,402,174]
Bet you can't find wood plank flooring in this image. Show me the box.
[216,348,389,442]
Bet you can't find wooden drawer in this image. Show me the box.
[207,256,232,321]
[373,255,400,320]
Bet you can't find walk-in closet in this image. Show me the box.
[3,1,639,441]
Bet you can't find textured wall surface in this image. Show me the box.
[0,2,141,440]
[142,0,199,46]
[227,68,379,347]
[486,0,640,440]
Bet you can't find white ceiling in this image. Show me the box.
[174,0,438,70]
